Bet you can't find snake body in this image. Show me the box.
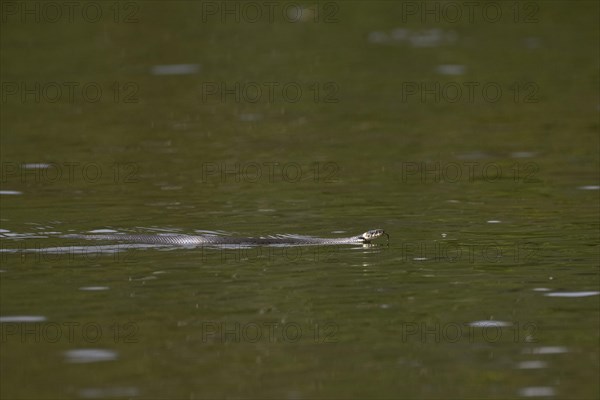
[64,229,388,246]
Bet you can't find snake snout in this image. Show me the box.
[361,229,389,243]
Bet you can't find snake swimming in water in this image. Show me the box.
[63,229,389,247]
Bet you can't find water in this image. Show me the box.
[1,1,599,399]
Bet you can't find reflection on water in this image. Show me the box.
[516,360,548,369]
[368,28,459,47]
[545,291,600,298]
[577,185,600,190]
[523,347,569,355]
[78,286,110,291]
[468,320,512,328]
[150,64,201,76]
[0,316,47,323]
[64,349,119,364]
[518,387,556,397]
[435,64,466,76]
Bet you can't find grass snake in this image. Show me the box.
[64,229,389,247]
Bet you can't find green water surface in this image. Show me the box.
[1,1,598,399]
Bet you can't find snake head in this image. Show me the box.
[359,229,389,243]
